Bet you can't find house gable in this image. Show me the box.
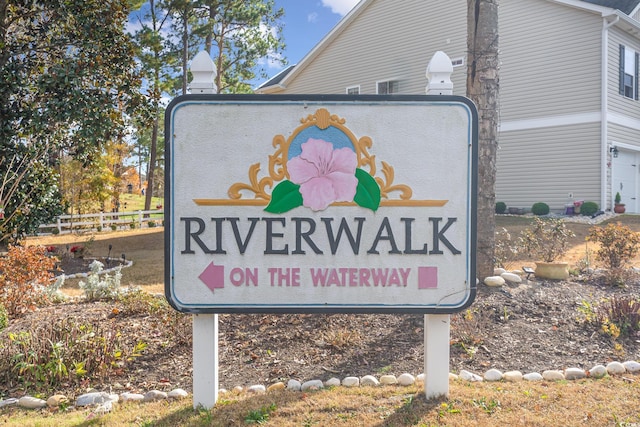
[259,0,467,95]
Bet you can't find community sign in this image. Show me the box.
[165,94,477,313]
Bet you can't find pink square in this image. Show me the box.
[418,267,437,289]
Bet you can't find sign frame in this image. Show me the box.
[164,94,477,314]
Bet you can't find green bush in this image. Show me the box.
[580,201,599,216]
[110,224,117,231]
[147,220,157,228]
[531,202,550,216]
[51,228,60,235]
[495,202,507,214]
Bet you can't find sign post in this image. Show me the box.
[166,70,477,407]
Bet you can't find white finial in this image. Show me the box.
[190,51,217,94]
[426,51,453,95]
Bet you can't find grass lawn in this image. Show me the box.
[3,377,640,426]
[119,193,163,211]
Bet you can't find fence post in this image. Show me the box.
[423,50,454,400]
[426,51,454,95]
[56,217,62,234]
[138,210,142,228]
[99,212,104,230]
[189,50,219,410]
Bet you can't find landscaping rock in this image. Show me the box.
[168,388,189,399]
[120,392,145,402]
[0,398,18,409]
[267,382,286,392]
[287,379,301,391]
[606,362,626,375]
[398,373,416,386]
[523,372,543,381]
[564,368,586,380]
[360,375,380,386]
[380,375,398,385]
[76,392,111,407]
[504,371,523,382]
[301,380,324,391]
[324,378,341,387]
[46,395,68,407]
[542,370,565,381]
[589,365,607,379]
[342,377,359,387]
[460,370,483,382]
[483,369,503,381]
[247,385,266,394]
[483,276,505,287]
[18,396,47,409]
[143,390,168,402]
[623,360,640,373]
[501,272,522,283]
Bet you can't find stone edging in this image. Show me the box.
[2,360,638,415]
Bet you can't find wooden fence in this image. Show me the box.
[38,210,164,235]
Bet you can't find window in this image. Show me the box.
[376,80,399,94]
[451,57,464,67]
[619,44,639,100]
[346,85,360,95]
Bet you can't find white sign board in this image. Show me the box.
[165,95,477,313]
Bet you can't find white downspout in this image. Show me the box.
[602,14,619,210]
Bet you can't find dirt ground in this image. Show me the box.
[7,215,640,396]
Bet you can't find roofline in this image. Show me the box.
[610,9,640,36]
[256,83,286,94]
[548,0,616,14]
[255,65,296,93]
[258,0,373,92]
[548,1,640,36]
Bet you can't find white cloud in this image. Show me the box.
[307,12,318,23]
[321,0,360,16]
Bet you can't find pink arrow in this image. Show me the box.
[199,262,225,293]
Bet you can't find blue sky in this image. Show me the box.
[273,0,359,66]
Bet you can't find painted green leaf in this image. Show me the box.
[353,168,381,211]
[265,180,303,213]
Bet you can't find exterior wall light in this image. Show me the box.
[610,146,619,158]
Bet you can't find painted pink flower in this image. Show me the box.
[287,138,358,211]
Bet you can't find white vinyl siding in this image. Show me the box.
[609,122,640,148]
[497,123,602,211]
[499,0,602,121]
[282,0,467,95]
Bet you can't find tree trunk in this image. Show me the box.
[467,0,499,281]
[182,12,188,95]
[144,118,158,213]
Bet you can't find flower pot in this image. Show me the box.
[614,203,626,213]
[534,262,569,280]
